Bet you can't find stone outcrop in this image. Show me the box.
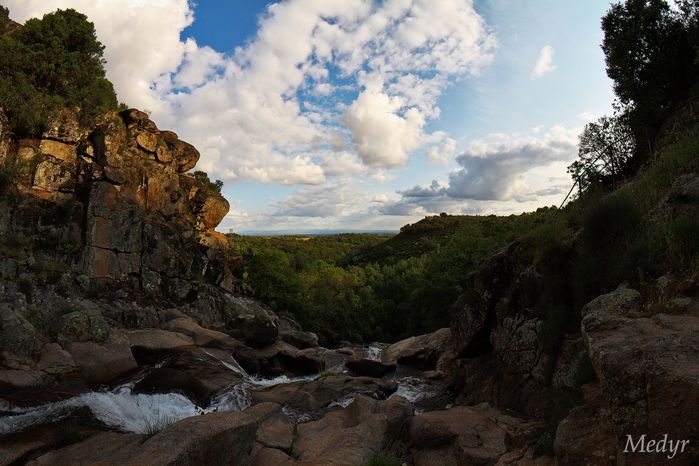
[0,107,281,359]
[409,403,540,466]
[579,283,699,465]
[0,107,239,299]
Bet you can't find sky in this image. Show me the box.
[2,0,616,233]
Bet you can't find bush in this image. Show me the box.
[192,170,223,194]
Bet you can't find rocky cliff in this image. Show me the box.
[444,171,699,465]
[0,107,290,382]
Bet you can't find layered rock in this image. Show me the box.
[579,283,699,465]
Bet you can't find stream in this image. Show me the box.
[0,346,445,435]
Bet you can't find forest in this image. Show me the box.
[228,209,562,343]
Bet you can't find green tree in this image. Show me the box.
[602,0,699,130]
[0,6,10,35]
[192,170,224,193]
[0,8,118,134]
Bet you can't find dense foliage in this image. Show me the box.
[229,210,560,343]
[0,8,118,134]
[600,0,698,157]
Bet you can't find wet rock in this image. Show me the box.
[66,329,137,385]
[409,403,537,466]
[297,347,348,372]
[164,347,245,395]
[382,327,451,370]
[234,340,321,377]
[133,368,211,406]
[277,316,318,349]
[28,403,280,466]
[346,357,396,378]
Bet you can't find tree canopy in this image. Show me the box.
[602,0,699,131]
[0,8,119,134]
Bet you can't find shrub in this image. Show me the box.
[192,170,223,194]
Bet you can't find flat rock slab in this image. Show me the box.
[409,403,535,466]
[126,329,194,352]
[28,403,280,466]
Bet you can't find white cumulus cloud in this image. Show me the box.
[3,0,495,186]
[531,44,557,79]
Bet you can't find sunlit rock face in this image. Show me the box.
[0,107,281,372]
[0,107,235,294]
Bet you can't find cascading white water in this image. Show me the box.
[0,348,443,435]
[0,385,204,435]
[365,346,383,361]
[0,358,321,436]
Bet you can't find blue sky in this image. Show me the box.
[5,0,616,233]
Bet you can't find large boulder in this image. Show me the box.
[293,395,413,465]
[223,296,278,347]
[581,283,699,465]
[133,367,212,406]
[66,329,137,385]
[162,317,239,348]
[277,316,318,349]
[126,329,194,353]
[28,403,280,466]
[234,340,321,377]
[382,327,451,370]
[409,403,538,466]
[346,357,396,378]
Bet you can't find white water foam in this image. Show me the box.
[390,376,439,413]
[0,365,320,435]
[0,386,205,435]
[365,346,383,361]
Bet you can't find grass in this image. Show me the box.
[363,452,402,466]
[141,412,181,439]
